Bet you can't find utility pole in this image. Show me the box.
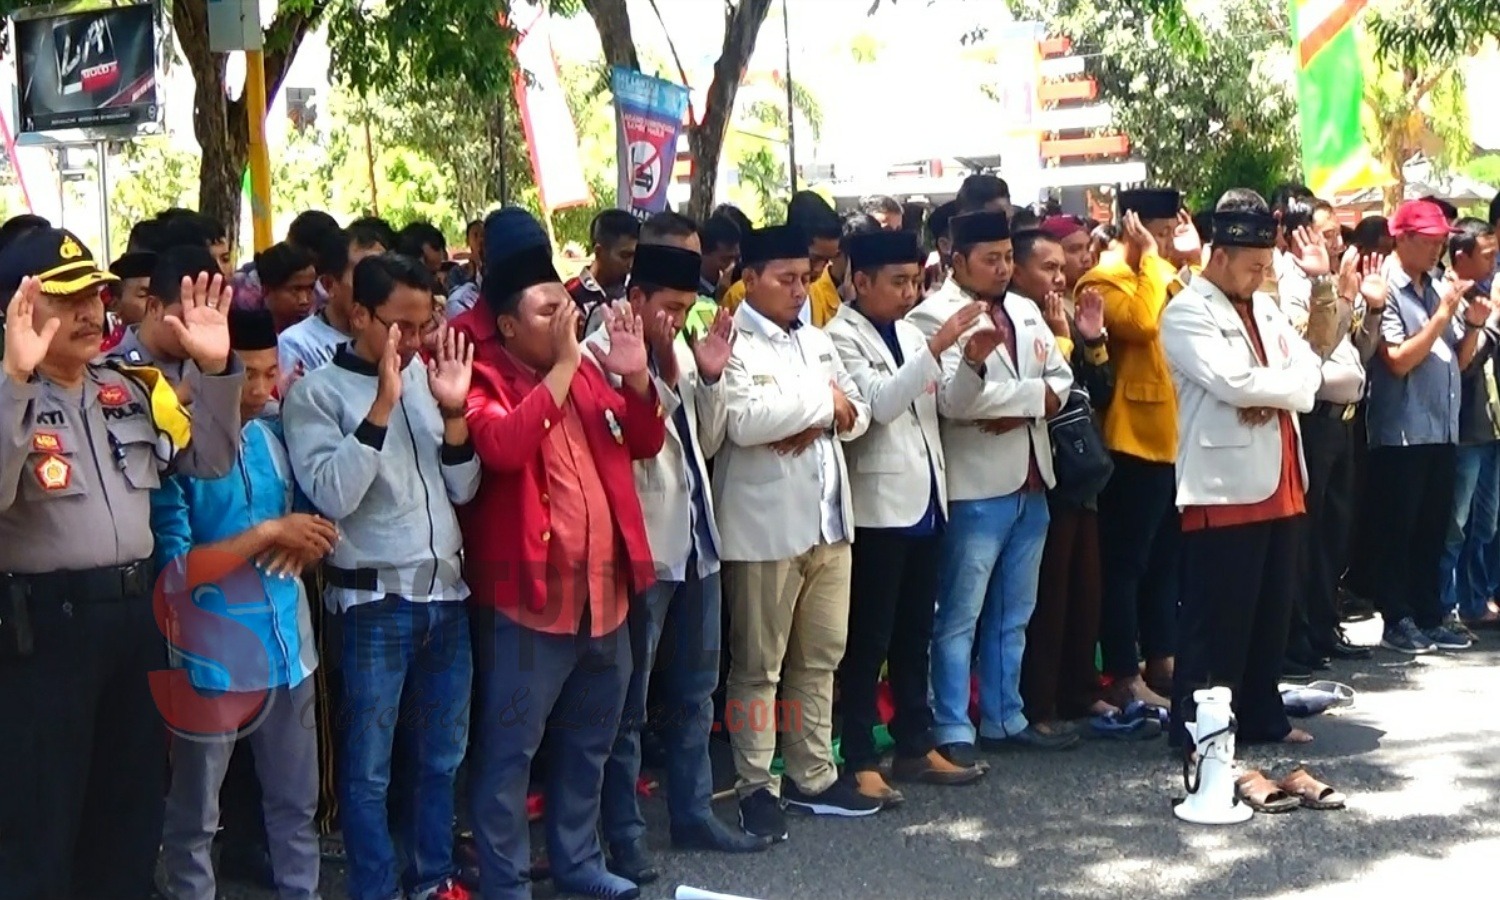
[782,0,797,192]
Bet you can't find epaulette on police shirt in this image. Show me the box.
[99,359,192,459]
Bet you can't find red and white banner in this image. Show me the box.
[512,1,591,213]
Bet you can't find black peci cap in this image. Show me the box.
[741,225,808,265]
[949,211,1011,246]
[845,230,924,271]
[630,244,702,292]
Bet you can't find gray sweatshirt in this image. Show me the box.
[282,344,481,609]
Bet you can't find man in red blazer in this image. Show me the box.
[450,208,665,900]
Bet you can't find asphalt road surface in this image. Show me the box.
[220,617,1500,899]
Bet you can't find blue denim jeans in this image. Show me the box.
[338,597,472,900]
[601,571,722,848]
[1449,443,1500,619]
[931,491,1050,745]
[1441,443,1500,618]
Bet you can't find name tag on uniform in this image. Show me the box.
[1220,328,1239,338]
[752,374,776,386]
[1023,318,1038,327]
[819,353,832,362]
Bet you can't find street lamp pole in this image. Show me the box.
[782,0,797,193]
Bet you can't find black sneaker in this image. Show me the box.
[1382,617,1436,654]
[1425,623,1473,650]
[782,774,883,817]
[738,789,788,843]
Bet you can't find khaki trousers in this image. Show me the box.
[724,541,852,797]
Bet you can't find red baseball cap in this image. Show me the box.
[1388,200,1458,237]
[1040,215,1087,242]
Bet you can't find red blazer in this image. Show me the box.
[451,308,665,617]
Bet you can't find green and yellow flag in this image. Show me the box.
[1291,0,1389,197]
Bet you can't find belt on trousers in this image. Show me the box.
[0,560,153,604]
[1310,400,1358,422]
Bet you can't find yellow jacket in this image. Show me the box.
[722,268,843,327]
[1075,250,1185,463]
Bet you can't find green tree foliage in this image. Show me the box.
[1362,0,1481,208]
[1368,0,1500,68]
[1007,0,1299,203]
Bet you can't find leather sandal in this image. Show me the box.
[1235,770,1301,813]
[1278,767,1347,810]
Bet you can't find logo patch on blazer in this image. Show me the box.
[1033,337,1047,363]
[604,408,624,444]
[1278,334,1290,357]
[752,374,775,386]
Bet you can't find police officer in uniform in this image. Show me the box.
[0,228,244,900]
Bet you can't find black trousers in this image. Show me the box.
[0,594,166,900]
[1171,516,1300,747]
[1022,504,1103,723]
[1290,412,1358,658]
[1097,453,1180,677]
[836,528,941,770]
[1365,444,1457,630]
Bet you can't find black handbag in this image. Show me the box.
[1047,387,1114,506]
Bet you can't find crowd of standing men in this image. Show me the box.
[0,172,1495,900]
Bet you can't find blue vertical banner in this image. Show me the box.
[610,66,690,218]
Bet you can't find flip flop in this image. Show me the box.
[1235,770,1301,813]
[1278,767,1347,810]
[1122,699,1170,727]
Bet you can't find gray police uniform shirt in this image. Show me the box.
[0,361,244,574]
[105,325,194,388]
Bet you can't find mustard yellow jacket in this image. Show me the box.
[722,268,843,328]
[1075,250,1185,463]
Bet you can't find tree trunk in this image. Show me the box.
[171,1,324,249]
[581,0,642,72]
[685,0,774,222]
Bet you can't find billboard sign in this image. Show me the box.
[12,2,160,134]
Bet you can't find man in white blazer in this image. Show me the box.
[713,224,875,840]
[826,230,989,805]
[1160,189,1326,751]
[907,210,1076,764]
[588,243,769,886]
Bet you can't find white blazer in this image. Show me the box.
[825,304,948,528]
[1160,276,1323,508]
[907,279,1073,502]
[713,303,871,562]
[585,329,727,579]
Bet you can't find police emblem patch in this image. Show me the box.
[98,384,130,406]
[34,455,72,491]
[33,431,63,453]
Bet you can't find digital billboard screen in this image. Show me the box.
[13,3,159,133]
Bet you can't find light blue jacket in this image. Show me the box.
[152,406,317,693]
